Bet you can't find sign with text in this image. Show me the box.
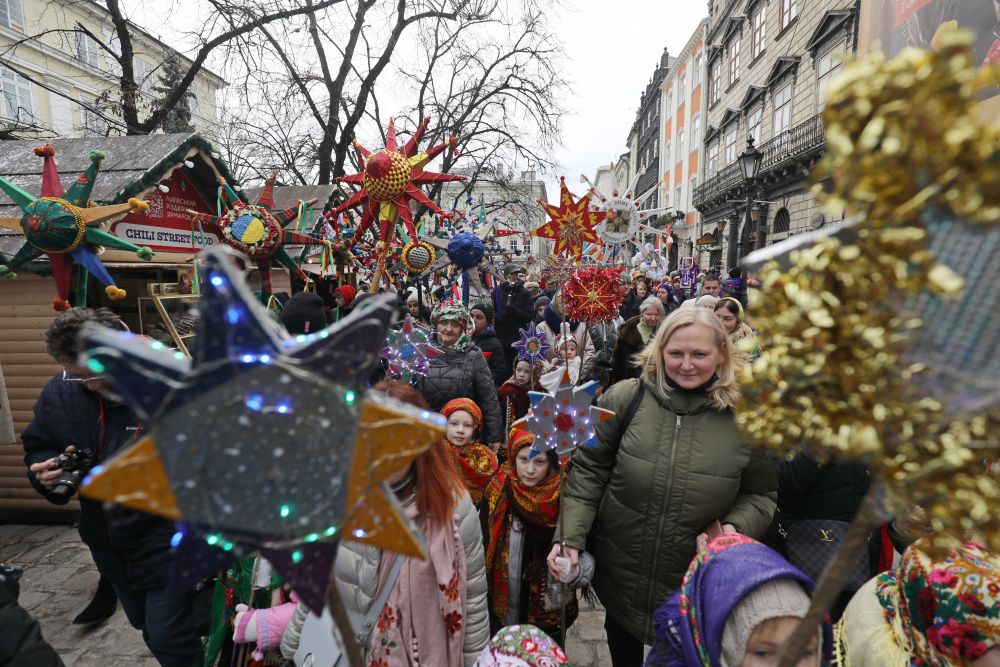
[111,168,220,254]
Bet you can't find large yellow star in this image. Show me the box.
[533,177,607,258]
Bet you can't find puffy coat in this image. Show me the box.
[495,282,534,365]
[472,328,508,388]
[416,339,503,443]
[609,316,646,384]
[558,378,777,644]
[21,376,174,591]
[281,492,490,666]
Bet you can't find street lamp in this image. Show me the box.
[726,136,763,306]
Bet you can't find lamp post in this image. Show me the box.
[734,135,763,306]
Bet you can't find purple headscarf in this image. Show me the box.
[645,534,832,667]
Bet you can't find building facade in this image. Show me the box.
[692,0,858,272]
[632,48,674,221]
[658,18,709,266]
[0,0,224,139]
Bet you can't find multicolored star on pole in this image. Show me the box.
[189,173,325,300]
[328,117,465,245]
[533,177,607,258]
[512,321,552,364]
[0,145,153,310]
[515,370,615,459]
[380,316,440,381]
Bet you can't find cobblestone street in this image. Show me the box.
[1,523,615,666]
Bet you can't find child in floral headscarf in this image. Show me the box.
[474,625,569,666]
[835,539,999,667]
[441,397,499,507]
[483,429,594,646]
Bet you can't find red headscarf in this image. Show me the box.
[441,398,495,505]
[335,284,356,307]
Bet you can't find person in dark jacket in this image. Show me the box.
[610,296,664,385]
[495,265,535,369]
[415,300,504,447]
[470,301,509,388]
[279,291,327,335]
[23,308,203,667]
[580,319,619,392]
[618,277,649,321]
[0,563,63,667]
[532,295,550,324]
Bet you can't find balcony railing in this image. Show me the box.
[693,113,826,210]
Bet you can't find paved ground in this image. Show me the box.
[1,523,617,666]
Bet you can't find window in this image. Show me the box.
[134,58,154,95]
[103,28,122,76]
[724,126,738,165]
[675,185,683,210]
[707,141,719,177]
[665,91,673,119]
[1,66,32,121]
[678,127,685,155]
[689,176,698,209]
[693,55,702,86]
[773,208,791,233]
[781,0,797,29]
[76,30,100,67]
[747,105,763,144]
[752,7,767,59]
[0,0,23,30]
[690,114,701,149]
[728,37,741,86]
[816,45,844,112]
[709,60,721,105]
[664,141,671,167]
[678,72,686,102]
[772,80,792,134]
[81,106,108,137]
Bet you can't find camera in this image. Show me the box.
[49,448,96,505]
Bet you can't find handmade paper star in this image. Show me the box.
[79,246,444,610]
[190,173,325,300]
[533,177,607,258]
[381,316,440,381]
[581,171,670,263]
[328,116,465,245]
[512,321,552,364]
[0,145,153,310]
[515,369,614,459]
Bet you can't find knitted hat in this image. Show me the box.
[279,292,327,335]
[533,295,551,311]
[720,578,811,667]
[335,284,356,307]
[441,398,483,431]
[553,333,578,351]
[470,301,495,325]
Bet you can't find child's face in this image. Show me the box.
[513,361,532,386]
[445,410,476,447]
[514,446,552,488]
[557,342,578,360]
[740,617,818,667]
[407,301,420,317]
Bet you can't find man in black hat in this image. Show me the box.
[495,264,534,369]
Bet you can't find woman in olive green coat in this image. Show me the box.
[548,307,777,666]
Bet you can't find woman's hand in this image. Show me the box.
[547,543,579,580]
[696,522,739,551]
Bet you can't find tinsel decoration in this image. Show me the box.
[562,266,627,322]
[735,29,999,551]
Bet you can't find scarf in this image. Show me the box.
[449,442,498,506]
[432,299,476,351]
[637,319,657,344]
[483,433,564,630]
[367,500,467,667]
[473,625,569,666]
[648,534,831,667]
[836,540,999,667]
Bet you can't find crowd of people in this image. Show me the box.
[5,262,998,667]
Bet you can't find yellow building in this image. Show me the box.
[0,0,223,138]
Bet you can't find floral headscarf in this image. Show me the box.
[431,299,475,350]
[648,533,831,667]
[474,624,568,666]
[837,540,999,667]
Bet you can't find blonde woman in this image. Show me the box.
[547,307,777,666]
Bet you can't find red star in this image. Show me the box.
[534,177,607,258]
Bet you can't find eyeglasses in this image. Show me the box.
[62,369,104,383]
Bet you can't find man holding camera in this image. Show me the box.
[23,308,202,667]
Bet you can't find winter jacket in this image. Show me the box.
[280,492,490,666]
[557,378,777,644]
[0,568,64,667]
[415,339,503,443]
[536,305,596,363]
[495,282,534,360]
[580,321,619,388]
[21,376,174,591]
[776,449,871,524]
[609,316,646,384]
[472,328,508,388]
[618,288,646,321]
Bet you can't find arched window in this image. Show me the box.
[773,207,791,234]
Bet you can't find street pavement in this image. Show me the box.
[0,523,615,666]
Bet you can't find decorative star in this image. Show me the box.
[562,266,628,322]
[0,145,153,310]
[581,171,672,263]
[515,370,614,459]
[512,321,552,364]
[79,246,445,611]
[190,173,325,301]
[328,117,465,245]
[421,223,506,301]
[380,316,440,382]
[533,177,607,258]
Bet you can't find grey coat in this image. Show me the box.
[416,340,503,443]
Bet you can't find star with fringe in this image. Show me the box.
[380,316,440,382]
[512,321,552,364]
[562,266,628,322]
[189,173,325,301]
[79,246,445,612]
[533,177,607,258]
[0,145,153,310]
[514,369,614,459]
[328,117,465,245]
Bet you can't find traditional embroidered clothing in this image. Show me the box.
[483,430,578,640]
[473,625,569,666]
[432,299,476,351]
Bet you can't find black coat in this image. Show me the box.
[619,288,647,321]
[0,569,63,667]
[775,450,871,523]
[21,377,174,591]
[580,321,619,388]
[610,316,646,384]
[473,328,508,388]
[495,282,534,355]
[415,340,504,443]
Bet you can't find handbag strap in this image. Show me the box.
[358,554,404,647]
